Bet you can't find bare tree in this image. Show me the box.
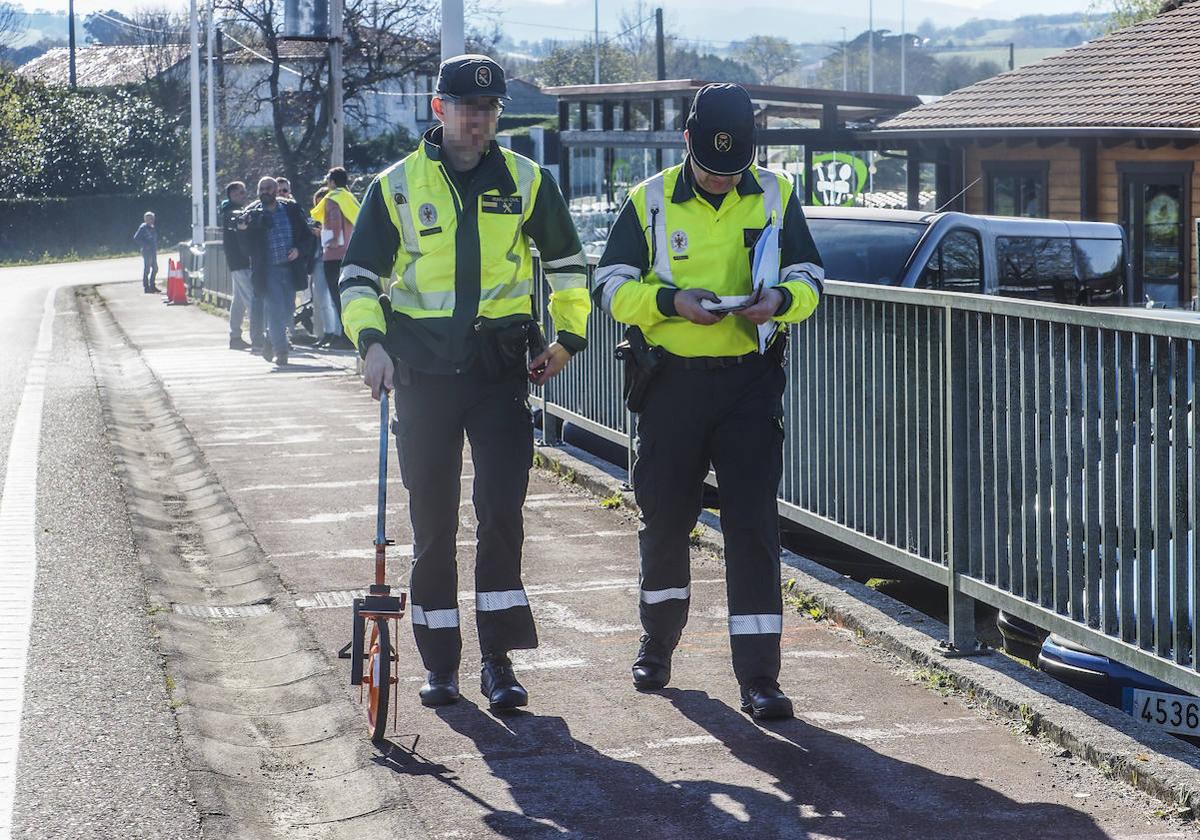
[0,2,26,51]
[218,0,442,189]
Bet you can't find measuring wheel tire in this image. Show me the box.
[365,618,393,743]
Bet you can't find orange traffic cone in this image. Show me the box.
[166,259,188,305]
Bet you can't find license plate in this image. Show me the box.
[1127,688,1200,736]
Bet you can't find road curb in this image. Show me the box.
[532,438,1200,819]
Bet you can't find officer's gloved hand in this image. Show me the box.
[363,343,394,401]
[675,288,727,326]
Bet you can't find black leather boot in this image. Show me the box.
[631,634,674,691]
[419,671,460,707]
[739,679,794,720]
[481,653,528,711]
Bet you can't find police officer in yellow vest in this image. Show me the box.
[340,55,590,711]
[594,84,823,720]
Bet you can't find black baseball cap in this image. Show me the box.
[435,54,510,101]
[686,84,756,176]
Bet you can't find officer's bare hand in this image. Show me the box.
[674,289,726,326]
[287,247,299,261]
[363,343,394,400]
[529,342,571,386]
[738,288,785,325]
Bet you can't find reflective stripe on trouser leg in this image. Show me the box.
[709,360,787,685]
[633,367,712,647]
[396,376,466,673]
[467,378,539,655]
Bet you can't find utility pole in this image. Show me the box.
[900,0,906,95]
[441,0,464,60]
[593,0,600,84]
[68,0,77,89]
[1009,42,1015,71]
[867,0,874,93]
[840,26,847,91]
[189,0,204,245]
[330,0,344,167]
[655,7,665,80]
[206,3,218,229]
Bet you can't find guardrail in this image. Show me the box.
[199,239,233,306]
[534,254,1200,697]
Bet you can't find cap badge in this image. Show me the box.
[714,132,733,153]
[418,202,438,226]
[670,230,689,254]
[475,66,492,87]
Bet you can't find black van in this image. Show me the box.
[804,207,1132,306]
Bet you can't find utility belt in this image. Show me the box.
[615,329,787,412]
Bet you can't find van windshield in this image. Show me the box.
[806,219,927,285]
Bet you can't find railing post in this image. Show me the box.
[942,304,986,657]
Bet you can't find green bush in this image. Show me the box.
[0,194,191,262]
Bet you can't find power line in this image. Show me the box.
[221,30,303,76]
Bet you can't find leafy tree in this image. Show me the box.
[0,70,185,198]
[534,41,634,86]
[1089,0,1164,32]
[731,35,797,85]
[0,2,24,50]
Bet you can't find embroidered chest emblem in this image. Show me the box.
[418,203,438,226]
[670,229,689,254]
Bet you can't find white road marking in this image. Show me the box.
[801,711,865,725]
[646,734,720,749]
[172,603,274,618]
[783,650,853,660]
[0,287,56,838]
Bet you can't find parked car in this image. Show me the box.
[804,207,1131,306]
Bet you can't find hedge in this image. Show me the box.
[0,194,192,262]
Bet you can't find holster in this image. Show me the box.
[475,317,537,383]
[765,330,789,367]
[614,326,665,413]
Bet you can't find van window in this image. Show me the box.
[1074,238,1126,304]
[996,236,1075,301]
[997,236,1127,305]
[806,219,926,285]
[917,229,983,292]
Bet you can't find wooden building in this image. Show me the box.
[872,0,1200,306]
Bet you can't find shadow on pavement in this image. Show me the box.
[368,693,1110,839]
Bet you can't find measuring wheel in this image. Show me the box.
[343,390,408,744]
[363,618,397,742]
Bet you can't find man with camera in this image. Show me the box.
[339,54,590,711]
[236,176,316,367]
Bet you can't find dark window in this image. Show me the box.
[806,219,926,285]
[1073,238,1126,305]
[986,163,1048,218]
[917,229,983,292]
[567,103,582,131]
[586,103,603,131]
[995,236,1075,302]
[629,100,652,131]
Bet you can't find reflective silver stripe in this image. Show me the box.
[782,261,825,296]
[476,589,529,611]
[728,614,783,635]
[595,263,641,314]
[387,164,421,296]
[392,287,456,312]
[640,585,691,605]
[498,155,540,290]
[543,251,585,270]
[642,174,673,287]
[481,280,532,301]
[339,264,380,284]
[600,276,635,314]
[759,168,783,226]
[545,271,588,292]
[412,605,460,629]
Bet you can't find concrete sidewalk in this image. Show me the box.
[91,278,1195,839]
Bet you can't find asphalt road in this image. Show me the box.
[2,258,1198,839]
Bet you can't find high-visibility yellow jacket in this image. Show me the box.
[340,126,590,373]
[594,158,823,357]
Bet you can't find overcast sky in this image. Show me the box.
[22,0,1102,45]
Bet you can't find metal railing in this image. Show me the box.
[534,255,1200,696]
[199,239,233,306]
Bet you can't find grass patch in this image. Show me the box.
[783,579,827,622]
[914,667,955,696]
[600,492,623,510]
[197,300,229,320]
[0,247,141,267]
[688,526,704,545]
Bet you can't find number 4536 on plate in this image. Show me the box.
[1125,688,1200,736]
